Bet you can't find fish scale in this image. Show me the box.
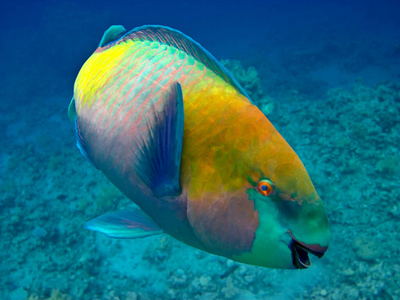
[84,46,199,135]
[71,25,330,270]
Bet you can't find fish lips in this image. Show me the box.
[287,231,328,270]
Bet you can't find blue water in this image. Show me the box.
[1,1,399,299]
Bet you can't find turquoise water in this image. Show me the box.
[1,1,399,299]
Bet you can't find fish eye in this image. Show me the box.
[257,179,274,197]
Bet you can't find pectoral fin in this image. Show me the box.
[134,82,184,198]
[74,118,99,169]
[84,207,163,239]
[68,97,76,122]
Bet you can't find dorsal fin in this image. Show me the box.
[99,25,126,47]
[99,25,251,101]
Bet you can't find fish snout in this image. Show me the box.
[288,230,328,269]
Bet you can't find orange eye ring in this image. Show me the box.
[257,179,274,197]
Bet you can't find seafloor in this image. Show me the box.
[1,2,400,296]
[1,55,399,299]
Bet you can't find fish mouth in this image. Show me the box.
[288,231,328,270]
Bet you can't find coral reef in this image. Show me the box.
[268,81,400,299]
[0,53,399,300]
[1,79,398,299]
[1,0,399,298]
[221,59,274,115]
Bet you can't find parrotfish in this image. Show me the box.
[69,25,330,269]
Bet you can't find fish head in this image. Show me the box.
[185,102,330,269]
[231,105,330,269]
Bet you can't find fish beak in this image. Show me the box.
[288,231,328,270]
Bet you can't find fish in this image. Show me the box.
[69,25,330,269]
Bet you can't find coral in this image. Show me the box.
[268,80,400,299]
[220,60,263,98]
[170,269,188,288]
[221,277,239,299]
[47,290,71,300]
[0,178,16,208]
[47,155,64,172]
[143,235,172,266]
[353,236,381,261]
[220,59,274,115]
[28,289,72,300]
[126,292,138,300]
[95,183,124,213]
[375,156,400,175]
[2,35,400,299]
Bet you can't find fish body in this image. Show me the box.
[71,25,330,269]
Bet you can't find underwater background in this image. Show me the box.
[1,0,400,299]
